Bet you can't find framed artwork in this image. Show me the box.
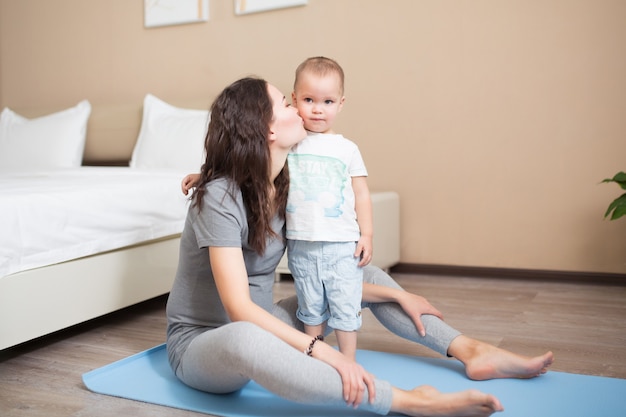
[234,0,307,15]
[144,0,209,28]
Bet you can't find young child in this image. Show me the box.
[286,56,372,361]
[181,57,372,361]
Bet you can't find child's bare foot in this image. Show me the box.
[391,385,503,417]
[449,336,554,380]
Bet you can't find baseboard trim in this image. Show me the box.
[83,160,130,167]
[390,263,626,286]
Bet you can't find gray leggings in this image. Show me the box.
[176,266,461,416]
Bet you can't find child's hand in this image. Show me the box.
[181,173,201,195]
[355,235,373,267]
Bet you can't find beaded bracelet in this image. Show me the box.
[304,335,324,356]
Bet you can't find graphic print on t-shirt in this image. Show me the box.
[287,153,348,218]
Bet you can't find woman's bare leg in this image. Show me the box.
[390,385,503,417]
[448,335,554,380]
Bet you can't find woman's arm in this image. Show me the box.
[362,283,444,337]
[209,246,376,407]
[209,246,310,345]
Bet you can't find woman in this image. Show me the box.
[166,77,553,416]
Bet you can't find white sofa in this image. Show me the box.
[275,191,400,280]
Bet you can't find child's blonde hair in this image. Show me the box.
[294,56,345,95]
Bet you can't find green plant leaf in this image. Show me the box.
[601,171,626,190]
[605,192,626,220]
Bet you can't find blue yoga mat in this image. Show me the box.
[83,344,626,417]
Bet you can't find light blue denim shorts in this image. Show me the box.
[287,240,363,331]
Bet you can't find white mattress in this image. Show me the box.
[0,167,189,278]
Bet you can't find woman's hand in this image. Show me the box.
[362,283,444,337]
[316,343,376,408]
[337,358,376,408]
[396,291,444,337]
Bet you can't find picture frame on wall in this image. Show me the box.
[144,0,209,28]
[234,0,307,16]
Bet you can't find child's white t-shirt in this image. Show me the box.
[286,132,367,242]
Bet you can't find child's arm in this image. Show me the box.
[182,173,201,195]
[352,176,373,267]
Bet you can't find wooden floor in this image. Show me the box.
[1,273,625,417]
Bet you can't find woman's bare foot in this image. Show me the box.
[449,336,554,380]
[391,385,503,417]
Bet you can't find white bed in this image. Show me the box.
[0,168,191,350]
[0,95,208,350]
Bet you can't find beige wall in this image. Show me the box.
[1,0,625,274]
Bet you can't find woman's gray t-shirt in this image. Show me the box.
[166,178,286,373]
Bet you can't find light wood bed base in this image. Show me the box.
[0,236,180,350]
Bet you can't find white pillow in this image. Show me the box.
[0,100,91,170]
[130,94,209,171]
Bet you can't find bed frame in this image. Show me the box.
[0,236,180,350]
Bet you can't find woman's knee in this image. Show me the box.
[179,322,266,392]
[273,296,303,330]
[362,265,401,289]
[224,322,269,356]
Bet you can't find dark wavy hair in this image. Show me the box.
[192,77,290,254]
